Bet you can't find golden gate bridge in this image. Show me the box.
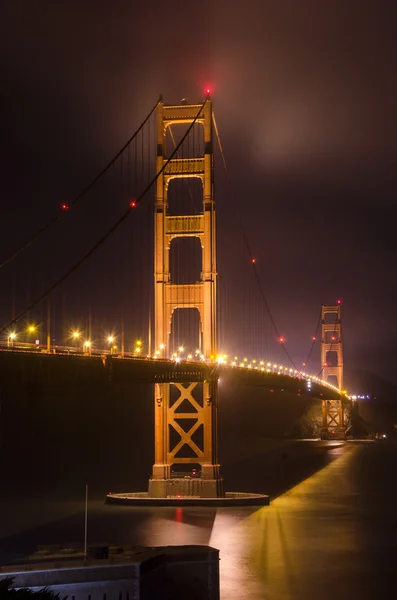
[0,94,349,503]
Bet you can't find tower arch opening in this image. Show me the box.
[169,237,202,285]
[323,311,339,325]
[165,122,205,159]
[325,330,340,343]
[325,350,339,367]
[167,177,203,216]
[169,307,202,358]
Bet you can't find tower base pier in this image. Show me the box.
[320,427,346,441]
[148,477,224,499]
[106,490,269,507]
[149,461,223,498]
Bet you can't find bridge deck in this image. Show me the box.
[0,349,341,400]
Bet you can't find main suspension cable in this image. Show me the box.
[0,98,160,271]
[0,99,207,336]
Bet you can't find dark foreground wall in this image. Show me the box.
[0,352,314,498]
[6,546,220,600]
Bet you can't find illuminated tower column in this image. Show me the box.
[149,97,222,498]
[320,304,345,439]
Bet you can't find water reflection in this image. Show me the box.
[133,507,216,547]
[210,509,264,598]
[2,442,397,600]
[210,444,371,599]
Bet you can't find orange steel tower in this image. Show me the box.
[148,97,222,498]
[320,304,346,439]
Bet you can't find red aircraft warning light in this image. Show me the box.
[251,258,256,264]
[61,203,69,211]
[130,200,137,208]
[337,299,341,305]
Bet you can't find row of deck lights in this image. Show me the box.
[6,327,144,356]
[152,347,206,363]
[153,348,345,396]
[70,331,144,355]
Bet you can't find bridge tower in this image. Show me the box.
[320,304,346,439]
[148,96,222,498]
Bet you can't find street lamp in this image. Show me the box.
[27,325,37,347]
[107,335,115,354]
[8,332,16,347]
[83,340,92,355]
[71,330,81,352]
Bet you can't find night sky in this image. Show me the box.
[1,1,396,389]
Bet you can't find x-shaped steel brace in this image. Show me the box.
[169,383,204,458]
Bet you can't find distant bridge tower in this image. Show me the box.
[320,304,346,439]
[149,96,222,498]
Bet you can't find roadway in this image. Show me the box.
[0,343,343,400]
